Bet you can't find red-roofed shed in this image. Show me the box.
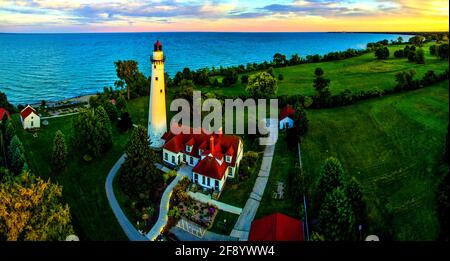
[249,213,304,241]
[0,108,11,120]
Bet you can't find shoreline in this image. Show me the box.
[29,93,96,108]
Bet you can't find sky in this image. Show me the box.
[0,0,448,33]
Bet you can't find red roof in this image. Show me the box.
[249,213,304,241]
[162,125,241,179]
[279,106,295,120]
[0,108,11,120]
[20,106,37,120]
[155,40,162,47]
[192,156,228,180]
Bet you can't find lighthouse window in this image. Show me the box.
[155,77,158,81]
[160,89,162,93]
[154,65,156,69]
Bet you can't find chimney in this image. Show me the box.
[209,135,214,154]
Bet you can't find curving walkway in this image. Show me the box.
[145,165,190,240]
[105,154,148,241]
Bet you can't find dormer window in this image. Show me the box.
[199,149,204,155]
[186,145,192,153]
[225,155,232,163]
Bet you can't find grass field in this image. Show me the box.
[209,211,239,235]
[199,43,448,97]
[11,97,153,240]
[298,81,448,240]
[12,114,130,240]
[255,133,301,220]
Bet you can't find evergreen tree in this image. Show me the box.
[5,121,15,147]
[115,94,127,111]
[318,187,356,241]
[316,157,345,207]
[313,68,331,107]
[119,125,162,203]
[52,130,67,171]
[102,101,119,122]
[346,177,367,227]
[7,135,25,175]
[72,110,102,159]
[95,105,113,151]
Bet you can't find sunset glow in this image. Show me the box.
[0,0,448,33]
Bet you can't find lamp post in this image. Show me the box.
[358,224,362,241]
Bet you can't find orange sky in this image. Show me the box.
[0,0,448,32]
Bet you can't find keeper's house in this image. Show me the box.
[161,127,243,193]
[20,105,40,130]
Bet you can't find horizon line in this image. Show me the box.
[1,30,448,34]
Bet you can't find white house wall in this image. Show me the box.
[22,112,40,129]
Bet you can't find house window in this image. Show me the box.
[228,167,233,175]
[199,149,203,155]
[215,180,219,191]
[31,121,33,127]
[186,146,192,153]
[207,177,210,187]
[201,175,205,185]
[189,157,193,165]
[172,155,175,164]
[183,154,186,162]
[193,173,198,183]
[164,152,168,161]
[225,155,232,163]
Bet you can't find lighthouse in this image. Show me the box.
[148,40,167,148]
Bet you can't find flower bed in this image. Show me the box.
[170,177,218,229]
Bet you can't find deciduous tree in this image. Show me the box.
[52,130,67,171]
[246,72,278,99]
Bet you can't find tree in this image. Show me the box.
[278,74,284,81]
[318,187,356,241]
[222,69,238,86]
[395,69,416,91]
[52,130,67,171]
[316,157,345,207]
[313,68,331,107]
[267,67,275,77]
[394,49,404,58]
[346,177,367,228]
[397,36,403,44]
[0,92,15,113]
[114,60,139,100]
[375,47,389,59]
[414,48,425,64]
[290,54,301,65]
[409,35,425,47]
[72,109,102,159]
[273,53,287,66]
[115,94,127,111]
[245,72,278,99]
[118,112,133,132]
[0,175,74,241]
[241,75,249,84]
[7,135,25,175]
[4,121,15,147]
[438,44,449,60]
[119,125,162,203]
[430,45,438,56]
[95,106,113,151]
[102,101,119,122]
[315,67,324,77]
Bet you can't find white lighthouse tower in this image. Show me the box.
[148,40,167,148]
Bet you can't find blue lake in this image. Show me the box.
[0,32,410,104]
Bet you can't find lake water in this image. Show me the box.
[0,32,410,104]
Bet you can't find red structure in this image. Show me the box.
[249,213,304,241]
[0,108,11,120]
[279,105,295,120]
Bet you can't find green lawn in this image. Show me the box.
[255,133,301,220]
[199,43,448,97]
[12,114,130,240]
[11,97,152,240]
[209,211,239,235]
[298,81,449,240]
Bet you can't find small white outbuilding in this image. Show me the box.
[279,106,295,130]
[20,105,40,130]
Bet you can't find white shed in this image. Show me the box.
[20,105,40,129]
